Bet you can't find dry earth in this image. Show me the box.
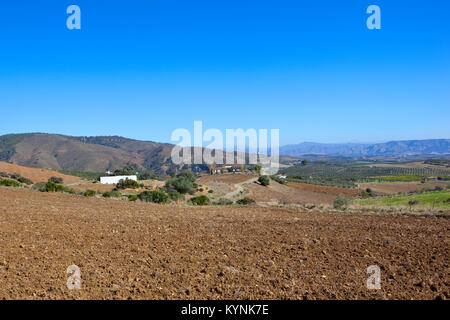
[0,187,448,300]
[0,161,83,185]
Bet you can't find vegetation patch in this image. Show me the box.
[333,194,352,210]
[84,190,97,197]
[236,197,256,205]
[115,178,139,190]
[138,190,169,204]
[359,190,450,209]
[0,178,22,188]
[258,175,270,186]
[190,195,210,206]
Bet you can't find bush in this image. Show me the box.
[408,200,419,206]
[48,176,64,184]
[0,172,9,178]
[333,194,352,209]
[138,190,169,204]
[40,181,64,192]
[115,178,139,190]
[8,173,33,185]
[208,189,214,193]
[18,177,33,185]
[102,191,121,198]
[190,195,210,206]
[84,190,96,197]
[32,182,46,190]
[9,173,21,180]
[236,197,256,205]
[168,191,183,202]
[258,175,270,186]
[214,198,233,205]
[0,178,21,187]
[127,194,138,202]
[165,170,197,194]
[270,175,287,185]
[63,186,76,194]
[434,186,443,191]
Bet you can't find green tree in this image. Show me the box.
[258,175,270,186]
[138,190,169,204]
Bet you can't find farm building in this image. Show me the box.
[100,175,137,185]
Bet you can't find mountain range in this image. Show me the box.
[279,139,450,157]
[0,133,449,172]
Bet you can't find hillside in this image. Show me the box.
[0,161,83,184]
[0,133,174,173]
[280,139,450,157]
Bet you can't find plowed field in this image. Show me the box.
[0,187,448,300]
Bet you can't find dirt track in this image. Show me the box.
[0,187,448,300]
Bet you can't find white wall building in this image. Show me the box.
[100,175,137,185]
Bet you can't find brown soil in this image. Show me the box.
[246,182,336,205]
[197,174,258,185]
[0,161,83,185]
[360,181,450,195]
[288,182,360,197]
[0,187,448,300]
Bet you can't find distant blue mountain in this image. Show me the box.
[280,139,450,157]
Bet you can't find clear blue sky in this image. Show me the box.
[0,0,449,145]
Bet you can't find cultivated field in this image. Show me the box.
[0,187,448,300]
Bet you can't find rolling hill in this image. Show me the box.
[1,133,449,173]
[0,133,175,173]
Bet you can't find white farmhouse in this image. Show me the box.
[100,175,138,185]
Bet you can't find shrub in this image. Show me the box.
[190,195,210,206]
[40,181,64,192]
[166,177,195,194]
[116,178,139,190]
[408,200,419,206]
[127,194,138,202]
[102,191,121,198]
[113,166,136,176]
[236,197,256,205]
[32,182,46,190]
[333,194,352,209]
[138,190,169,204]
[208,189,214,193]
[270,175,287,185]
[0,178,21,187]
[258,175,270,186]
[168,191,183,202]
[16,176,33,185]
[0,172,9,178]
[48,176,64,184]
[9,173,21,180]
[434,186,443,191]
[84,190,96,197]
[214,198,233,205]
[63,186,76,194]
